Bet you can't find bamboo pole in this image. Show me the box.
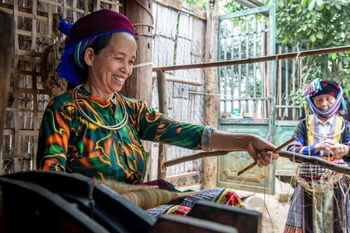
[151,72,202,86]
[152,45,350,72]
[165,151,229,167]
[156,69,167,180]
[202,0,219,189]
[0,11,15,175]
[164,150,350,176]
[122,0,153,181]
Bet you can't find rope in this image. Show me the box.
[133,0,155,30]
[133,23,154,29]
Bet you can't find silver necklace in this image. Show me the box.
[72,84,128,130]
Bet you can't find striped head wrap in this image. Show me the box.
[303,78,348,118]
[56,9,135,85]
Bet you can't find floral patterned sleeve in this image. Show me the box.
[124,97,213,150]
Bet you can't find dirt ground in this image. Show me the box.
[236,178,294,233]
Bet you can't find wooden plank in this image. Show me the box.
[0,11,15,174]
[5,107,45,113]
[3,130,39,136]
[2,153,31,159]
[188,200,261,233]
[8,87,47,94]
[150,215,237,233]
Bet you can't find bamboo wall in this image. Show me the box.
[1,0,122,173]
[1,0,209,190]
[149,2,207,188]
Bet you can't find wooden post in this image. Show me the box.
[123,0,153,181]
[0,11,15,174]
[202,0,219,189]
[156,69,167,179]
[122,0,153,105]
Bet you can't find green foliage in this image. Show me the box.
[179,0,207,11]
[274,0,350,104]
[179,0,246,14]
[218,1,246,14]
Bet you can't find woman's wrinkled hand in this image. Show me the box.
[330,143,349,158]
[246,135,280,167]
[315,139,337,153]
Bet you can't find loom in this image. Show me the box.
[0,170,262,233]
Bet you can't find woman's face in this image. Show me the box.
[312,94,336,111]
[85,32,137,95]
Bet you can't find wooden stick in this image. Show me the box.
[279,150,350,176]
[237,137,297,176]
[152,45,350,72]
[164,150,229,167]
[164,143,350,176]
[157,70,167,180]
[152,72,203,86]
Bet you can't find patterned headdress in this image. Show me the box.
[56,9,135,85]
[303,78,348,118]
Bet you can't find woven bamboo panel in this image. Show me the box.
[1,0,122,174]
[149,2,206,187]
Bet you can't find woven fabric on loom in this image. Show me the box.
[180,188,225,207]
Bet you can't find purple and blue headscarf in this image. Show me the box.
[303,78,348,118]
[56,9,135,85]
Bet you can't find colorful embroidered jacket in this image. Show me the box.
[287,114,350,178]
[37,87,209,184]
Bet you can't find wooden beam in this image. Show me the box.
[202,0,219,189]
[152,72,202,86]
[152,45,350,72]
[123,0,154,181]
[164,150,350,176]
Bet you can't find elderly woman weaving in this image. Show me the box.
[37,9,279,217]
[284,78,350,233]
